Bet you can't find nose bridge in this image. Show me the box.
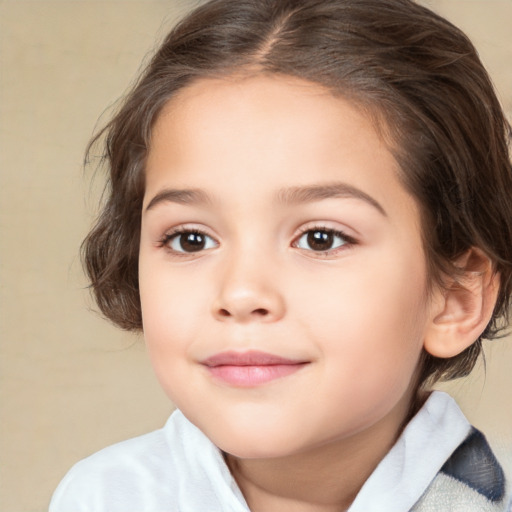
[213,236,285,322]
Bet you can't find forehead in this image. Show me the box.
[145,74,418,222]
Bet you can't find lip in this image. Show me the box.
[201,350,309,387]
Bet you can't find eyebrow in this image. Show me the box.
[145,182,386,216]
[276,182,387,216]
[145,188,211,211]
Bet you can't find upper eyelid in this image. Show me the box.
[160,228,219,256]
[162,224,352,237]
[163,224,217,239]
[293,223,357,241]
[296,230,353,242]
[291,227,357,259]
[157,223,358,247]
[158,226,219,249]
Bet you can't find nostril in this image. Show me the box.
[219,309,231,317]
[252,308,269,316]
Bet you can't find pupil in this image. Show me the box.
[181,233,205,252]
[307,230,332,251]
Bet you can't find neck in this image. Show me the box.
[225,391,418,512]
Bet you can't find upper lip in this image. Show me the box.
[202,350,307,367]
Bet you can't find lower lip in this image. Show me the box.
[206,364,307,387]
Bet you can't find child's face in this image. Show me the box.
[139,75,437,459]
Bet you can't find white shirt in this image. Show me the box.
[50,391,472,512]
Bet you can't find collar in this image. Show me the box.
[168,391,471,512]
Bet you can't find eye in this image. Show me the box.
[164,230,217,253]
[294,228,352,253]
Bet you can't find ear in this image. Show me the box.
[423,248,500,359]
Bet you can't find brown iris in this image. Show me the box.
[179,232,207,252]
[307,230,334,251]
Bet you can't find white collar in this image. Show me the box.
[168,391,471,511]
[348,391,471,511]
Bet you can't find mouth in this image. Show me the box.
[201,350,309,387]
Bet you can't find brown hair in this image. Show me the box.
[83,0,512,386]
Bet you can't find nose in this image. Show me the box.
[211,252,286,323]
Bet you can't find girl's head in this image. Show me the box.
[84,0,512,394]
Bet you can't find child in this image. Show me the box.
[50,0,512,510]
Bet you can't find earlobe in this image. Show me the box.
[423,248,500,359]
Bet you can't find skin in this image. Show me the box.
[139,74,441,512]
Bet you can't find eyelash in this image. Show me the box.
[158,225,357,257]
[292,225,357,256]
[158,227,218,257]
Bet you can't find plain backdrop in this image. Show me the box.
[1,1,511,510]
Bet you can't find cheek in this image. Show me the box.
[139,262,205,371]
[139,283,197,405]
[295,248,429,371]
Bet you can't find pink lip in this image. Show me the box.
[202,350,309,387]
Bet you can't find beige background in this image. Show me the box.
[1,1,511,511]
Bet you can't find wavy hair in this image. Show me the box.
[83,0,512,386]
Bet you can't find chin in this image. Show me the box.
[210,422,317,460]
[220,440,295,460]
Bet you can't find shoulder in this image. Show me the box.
[349,391,510,512]
[412,427,509,512]
[49,410,248,512]
[49,414,178,512]
[412,472,505,512]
